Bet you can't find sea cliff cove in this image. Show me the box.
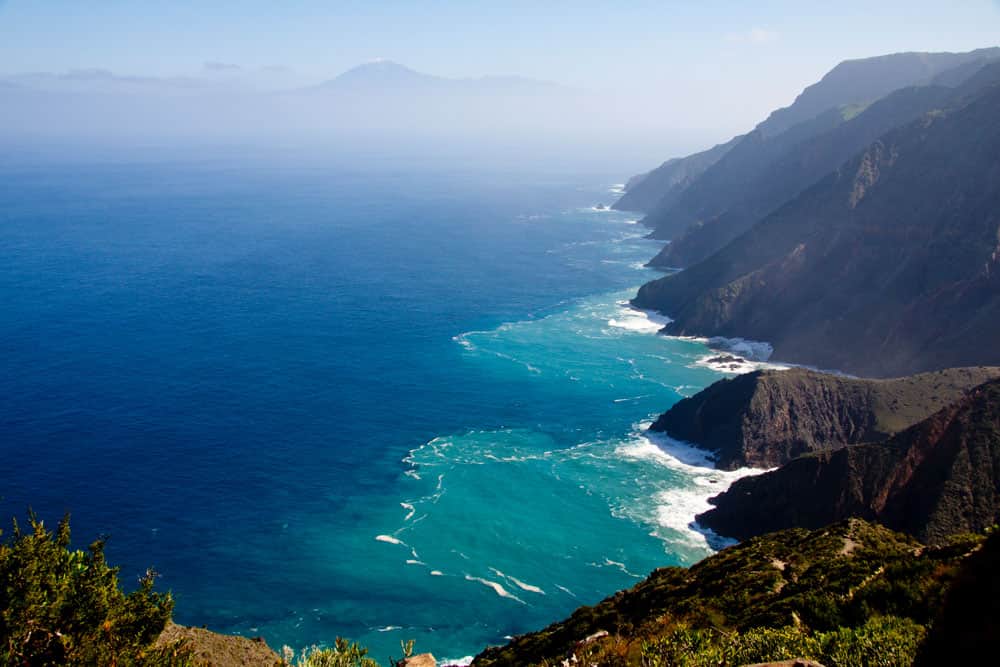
[3,4,1000,666]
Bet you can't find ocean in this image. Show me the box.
[0,161,752,662]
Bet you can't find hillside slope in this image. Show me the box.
[633,79,1000,377]
[473,520,978,666]
[633,49,1000,244]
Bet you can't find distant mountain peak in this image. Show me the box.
[319,60,438,90]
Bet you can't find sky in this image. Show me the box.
[1,1,999,166]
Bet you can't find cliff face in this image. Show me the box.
[648,82,962,268]
[699,379,1000,545]
[612,136,740,214]
[633,79,1000,378]
[615,50,999,223]
[472,520,977,667]
[639,52,1000,248]
[650,366,1000,470]
[754,48,1000,137]
[641,107,848,243]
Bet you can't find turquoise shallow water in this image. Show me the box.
[358,288,752,661]
[0,164,752,663]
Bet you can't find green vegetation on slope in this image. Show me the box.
[472,520,981,666]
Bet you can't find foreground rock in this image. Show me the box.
[699,378,1000,545]
[650,366,1000,469]
[155,623,281,666]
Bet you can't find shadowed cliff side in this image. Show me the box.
[913,529,1000,665]
[649,366,1000,470]
[632,79,1000,378]
[612,136,742,214]
[698,379,1000,545]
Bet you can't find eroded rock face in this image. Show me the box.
[698,379,1000,545]
[650,366,1000,470]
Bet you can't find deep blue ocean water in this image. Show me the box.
[0,162,742,662]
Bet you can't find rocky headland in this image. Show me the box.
[649,366,1000,469]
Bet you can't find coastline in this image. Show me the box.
[356,192,777,659]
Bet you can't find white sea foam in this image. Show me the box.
[375,534,405,546]
[377,626,402,632]
[707,336,774,361]
[607,303,673,334]
[429,570,444,576]
[599,558,642,578]
[616,427,768,551]
[405,559,426,566]
[400,502,415,521]
[440,656,474,667]
[489,567,545,595]
[554,584,577,598]
[464,575,525,604]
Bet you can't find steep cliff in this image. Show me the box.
[650,59,1000,268]
[698,379,1000,545]
[614,50,1000,226]
[650,366,1000,470]
[633,79,1000,377]
[612,136,741,214]
[637,50,1000,245]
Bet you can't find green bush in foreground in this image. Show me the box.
[281,637,385,667]
[0,512,189,666]
[641,616,925,667]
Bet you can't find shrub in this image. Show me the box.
[0,512,186,666]
[282,637,381,667]
[818,616,926,667]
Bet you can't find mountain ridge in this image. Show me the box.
[632,75,1000,377]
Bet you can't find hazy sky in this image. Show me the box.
[2,1,999,146]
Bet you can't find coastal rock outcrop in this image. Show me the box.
[649,366,1000,470]
[698,379,1000,545]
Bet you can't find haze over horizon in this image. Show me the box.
[2,1,1000,171]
